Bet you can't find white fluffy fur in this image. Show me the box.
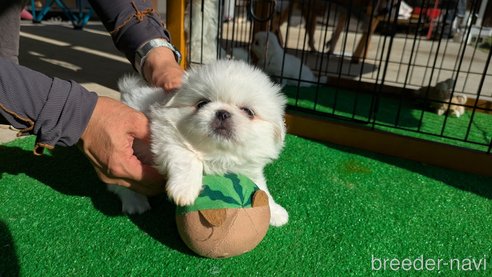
[116,60,289,226]
[252,31,326,87]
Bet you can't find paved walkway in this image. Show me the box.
[222,17,492,97]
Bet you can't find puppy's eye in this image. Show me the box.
[241,107,255,119]
[196,99,210,109]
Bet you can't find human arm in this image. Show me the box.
[0,58,163,195]
[87,0,184,91]
[0,58,97,153]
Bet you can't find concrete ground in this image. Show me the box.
[222,17,492,97]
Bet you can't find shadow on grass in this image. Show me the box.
[312,138,492,199]
[283,85,422,128]
[0,220,19,277]
[0,143,192,256]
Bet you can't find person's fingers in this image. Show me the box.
[133,165,166,195]
[152,70,183,93]
[79,96,166,195]
[128,111,151,144]
[162,80,181,92]
[119,152,164,185]
[111,134,165,193]
[123,114,165,185]
[93,164,164,196]
[84,137,160,193]
[142,46,184,92]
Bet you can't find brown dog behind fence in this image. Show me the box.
[251,0,394,63]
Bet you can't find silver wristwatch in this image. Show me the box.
[135,38,182,75]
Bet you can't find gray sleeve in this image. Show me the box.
[0,58,98,153]
[88,0,171,68]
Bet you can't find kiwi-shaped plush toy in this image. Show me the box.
[176,173,270,258]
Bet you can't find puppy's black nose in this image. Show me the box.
[215,110,231,121]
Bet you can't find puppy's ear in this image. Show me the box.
[273,119,286,147]
[455,95,467,104]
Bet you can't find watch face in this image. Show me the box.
[175,49,182,64]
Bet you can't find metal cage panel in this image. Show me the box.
[183,0,492,154]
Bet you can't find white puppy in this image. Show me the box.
[112,60,289,227]
[252,31,325,87]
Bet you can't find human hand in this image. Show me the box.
[142,46,184,92]
[78,96,164,195]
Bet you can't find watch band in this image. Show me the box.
[134,38,182,76]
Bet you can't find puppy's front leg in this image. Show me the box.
[251,172,288,227]
[163,146,204,206]
[108,185,151,214]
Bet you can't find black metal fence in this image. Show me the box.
[186,0,492,153]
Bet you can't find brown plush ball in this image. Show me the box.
[175,174,270,258]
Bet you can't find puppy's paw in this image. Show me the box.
[167,181,202,206]
[270,203,289,227]
[108,185,151,214]
[121,193,151,214]
[121,195,150,214]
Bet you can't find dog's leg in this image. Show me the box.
[326,11,346,54]
[250,172,288,227]
[351,15,380,63]
[272,1,291,48]
[160,146,204,206]
[108,185,151,214]
[303,8,318,52]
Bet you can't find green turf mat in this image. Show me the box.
[1,136,492,275]
[284,85,492,152]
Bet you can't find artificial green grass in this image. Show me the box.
[284,85,492,152]
[1,135,492,276]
